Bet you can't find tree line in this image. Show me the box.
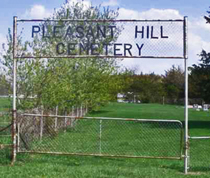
[118,51,210,105]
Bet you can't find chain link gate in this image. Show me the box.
[17,114,183,160]
[12,17,189,172]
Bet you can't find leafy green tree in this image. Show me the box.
[162,65,184,102]
[0,74,11,95]
[119,71,164,103]
[130,73,164,103]
[1,28,29,97]
[189,50,210,102]
[0,2,121,111]
[187,10,210,103]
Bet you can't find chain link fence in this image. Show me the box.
[189,138,210,172]
[17,113,183,159]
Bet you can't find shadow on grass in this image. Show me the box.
[189,166,210,173]
[88,110,110,115]
[0,148,12,166]
[160,160,209,174]
[161,163,184,173]
[181,121,210,130]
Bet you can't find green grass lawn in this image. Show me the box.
[88,102,210,121]
[0,102,210,178]
[0,97,12,112]
[88,102,210,136]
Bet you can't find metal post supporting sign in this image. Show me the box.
[183,16,189,174]
[12,16,17,165]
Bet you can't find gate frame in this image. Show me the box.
[18,115,184,160]
[12,16,189,173]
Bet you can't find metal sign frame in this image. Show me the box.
[14,18,185,59]
[12,16,188,173]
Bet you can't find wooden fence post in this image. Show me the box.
[40,107,43,140]
[64,109,67,132]
[71,106,74,127]
[80,105,83,117]
[55,106,58,131]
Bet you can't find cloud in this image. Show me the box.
[118,8,182,20]
[23,5,52,19]
[187,17,210,65]
[139,8,182,19]
[64,0,91,10]
[23,1,92,19]
[102,0,118,7]
[190,17,210,33]
[0,33,6,45]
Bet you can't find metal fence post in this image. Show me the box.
[11,16,17,166]
[184,16,189,174]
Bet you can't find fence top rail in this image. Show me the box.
[16,18,185,22]
[20,113,183,125]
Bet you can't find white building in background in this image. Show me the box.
[117,93,141,103]
[117,93,126,103]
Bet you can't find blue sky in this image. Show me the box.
[1,0,210,74]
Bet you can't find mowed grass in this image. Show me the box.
[88,102,210,136]
[0,97,12,112]
[88,102,210,121]
[0,102,210,178]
